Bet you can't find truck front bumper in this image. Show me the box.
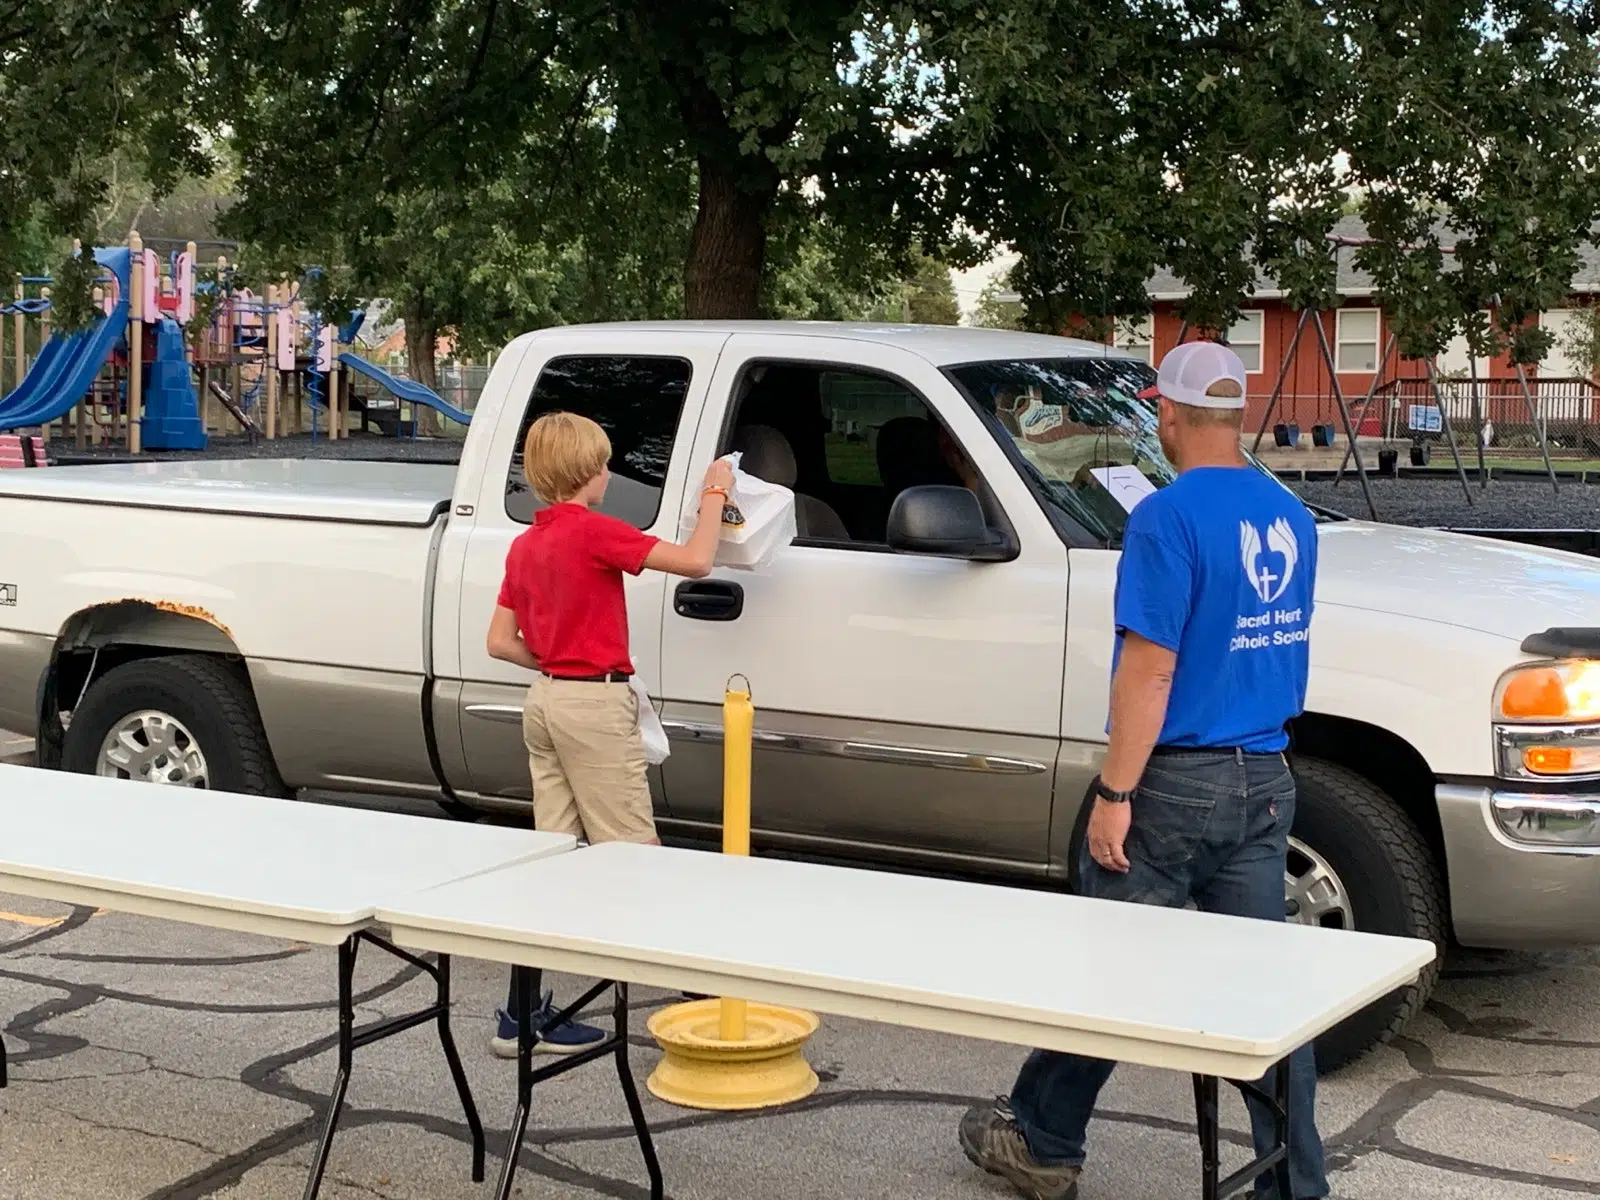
[1438,782,1600,948]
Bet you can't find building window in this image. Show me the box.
[1113,314,1153,365]
[1337,308,1381,373]
[1225,311,1263,373]
[1438,312,1492,382]
[1540,308,1594,379]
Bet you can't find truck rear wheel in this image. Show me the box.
[1291,756,1446,1071]
[62,654,289,797]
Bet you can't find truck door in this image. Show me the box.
[436,329,729,808]
[656,334,1068,872]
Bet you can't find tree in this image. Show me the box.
[0,1,210,314]
[973,274,1026,331]
[942,0,1600,366]
[200,1,964,321]
[903,253,961,325]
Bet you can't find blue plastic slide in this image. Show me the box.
[336,352,472,426]
[0,295,129,432]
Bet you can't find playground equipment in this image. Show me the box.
[0,235,206,451]
[197,271,473,443]
[0,233,473,453]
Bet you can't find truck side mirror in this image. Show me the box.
[887,485,1017,562]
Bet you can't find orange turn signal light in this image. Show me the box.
[1522,746,1575,774]
[1500,668,1568,719]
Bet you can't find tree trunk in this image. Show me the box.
[403,304,442,437]
[683,161,775,319]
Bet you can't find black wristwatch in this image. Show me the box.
[1091,775,1136,804]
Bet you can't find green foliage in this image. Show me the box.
[11,0,1598,371]
[863,248,962,323]
[0,2,210,316]
[48,244,105,335]
[973,273,1026,331]
[937,0,1600,366]
[901,253,961,325]
[1556,304,1600,380]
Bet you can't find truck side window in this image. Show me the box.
[505,355,692,527]
[725,362,992,546]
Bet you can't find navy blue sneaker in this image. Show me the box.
[490,989,606,1058]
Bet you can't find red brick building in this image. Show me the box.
[1015,217,1600,441]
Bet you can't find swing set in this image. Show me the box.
[1236,234,1561,520]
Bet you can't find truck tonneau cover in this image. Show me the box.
[0,458,456,526]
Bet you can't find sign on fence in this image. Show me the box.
[1407,404,1444,433]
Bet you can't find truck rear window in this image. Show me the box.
[506,355,692,527]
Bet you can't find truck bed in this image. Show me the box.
[0,459,456,526]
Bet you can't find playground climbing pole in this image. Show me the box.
[12,280,21,393]
[128,232,144,454]
[265,284,278,439]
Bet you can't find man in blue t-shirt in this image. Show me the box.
[960,342,1327,1200]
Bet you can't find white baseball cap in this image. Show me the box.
[1150,341,1249,410]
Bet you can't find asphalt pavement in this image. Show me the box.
[0,742,1596,1199]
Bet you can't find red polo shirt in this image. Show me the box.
[497,504,660,677]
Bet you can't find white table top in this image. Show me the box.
[0,765,574,942]
[381,842,1436,1077]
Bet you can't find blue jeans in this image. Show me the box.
[1009,750,1329,1200]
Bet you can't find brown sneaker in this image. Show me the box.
[958,1098,1081,1200]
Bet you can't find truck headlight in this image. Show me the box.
[1496,660,1600,722]
[1495,660,1600,780]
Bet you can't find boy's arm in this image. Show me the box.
[643,489,724,578]
[487,605,540,670]
[642,458,736,578]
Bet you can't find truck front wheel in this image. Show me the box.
[1290,756,1447,1071]
[62,654,289,797]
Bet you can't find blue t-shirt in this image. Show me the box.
[1111,466,1318,752]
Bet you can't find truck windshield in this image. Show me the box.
[944,356,1325,546]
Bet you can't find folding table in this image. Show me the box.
[381,841,1436,1200]
[0,764,574,1199]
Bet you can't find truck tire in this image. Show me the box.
[62,654,289,798]
[1291,756,1446,1071]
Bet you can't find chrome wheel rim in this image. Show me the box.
[1286,836,1353,929]
[96,710,210,787]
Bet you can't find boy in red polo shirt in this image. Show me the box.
[486,410,732,1054]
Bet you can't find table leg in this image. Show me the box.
[495,973,663,1200]
[1,1026,8,1088]
[303,937,357,1200]
[1193,1074,1221,1200]
[432,952,487,1182]
[1190,1060,1294,1200]
[302,934,487,1200]
[494,964,540,1200]
[1270,1057,1293,1200]
[609,983,664,1199]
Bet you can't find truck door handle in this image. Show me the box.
[674,580,744,621]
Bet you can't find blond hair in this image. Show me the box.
[522,411,611,503]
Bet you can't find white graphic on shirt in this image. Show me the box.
[1240,518,1299,604]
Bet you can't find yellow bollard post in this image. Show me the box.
[645,675,819,1110]
[719,678,752,1043]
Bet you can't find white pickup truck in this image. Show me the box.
[1,322,1597,1067]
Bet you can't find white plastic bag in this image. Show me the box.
[630,674,671,764]
[682,451,797,571]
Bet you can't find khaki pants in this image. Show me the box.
[523,675,656,844]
